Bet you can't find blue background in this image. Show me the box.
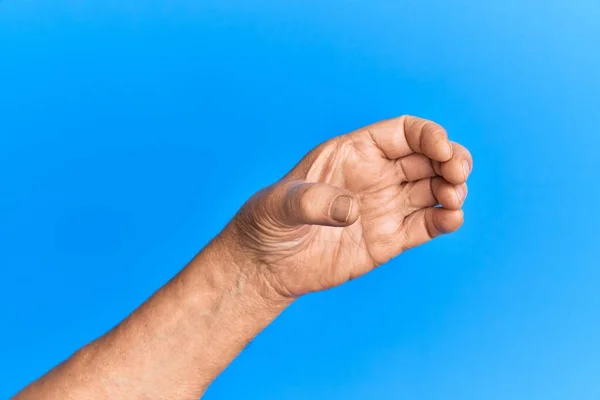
[1,1,599,399]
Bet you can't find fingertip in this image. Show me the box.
[447,209,464,232]
[440,139,453,162]
[462,160,471,181]
[281,181,360,227]
[441,157,468,185]
[329,194,360,225]
[422,129,452,162]
[433,208,464,234]
[457,183,468,206]
[441,143,472,184]
[347,196,361,224]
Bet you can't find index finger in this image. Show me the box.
[360,115,453,162]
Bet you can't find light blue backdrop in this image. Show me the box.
[1,1,599,399]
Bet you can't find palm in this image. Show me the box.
[233,116,472,297]
[296,137,414,279]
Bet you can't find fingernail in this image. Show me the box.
[456,184,467,202]
[462,160,470,180]
[330,195,353,223]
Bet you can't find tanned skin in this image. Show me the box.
[15,115,473,399]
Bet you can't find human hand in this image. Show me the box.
[12,116,473,400]
[225,116,473,298]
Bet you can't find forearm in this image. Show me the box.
[14,115,473,399]
[15,231,291,400]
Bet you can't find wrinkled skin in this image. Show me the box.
[227,115,473,298]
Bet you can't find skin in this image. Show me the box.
[14,115,473,399]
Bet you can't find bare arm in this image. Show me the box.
[14,115,473,399]
[15,234,289,399]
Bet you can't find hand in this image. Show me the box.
[12,115,473,400]
[226,116,473,298]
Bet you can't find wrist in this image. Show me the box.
[186,228,294,315]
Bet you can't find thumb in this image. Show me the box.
[277,181,360,227]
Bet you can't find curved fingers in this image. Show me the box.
[404,177,468,213]
[440,142,473,185]
[402,208,464,250]
[396,141,473,183]
[361,115,453,161]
